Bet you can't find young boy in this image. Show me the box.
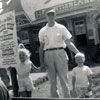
[71,52,93,98]
[16,48,38,97]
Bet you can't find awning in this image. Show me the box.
[1,0,96,27]
[20,0,73,22]
[20,0,95,24]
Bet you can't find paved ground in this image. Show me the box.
[31,64,100,98]
[30,72,47,81]
[9,63,100,98]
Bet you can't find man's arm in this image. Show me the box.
[39,42,45,69]
[65,39,79,54]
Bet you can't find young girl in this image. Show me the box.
[16,48,39,97]
[71,52,93,98]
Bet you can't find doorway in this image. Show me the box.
[72,17,87,46]
[98,23,100,42]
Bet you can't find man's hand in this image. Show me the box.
[40,63,47,71]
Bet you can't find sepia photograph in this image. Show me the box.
[0,0,100,100]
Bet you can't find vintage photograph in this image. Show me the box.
[0,0,100,100]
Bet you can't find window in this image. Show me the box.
[20,30,29,44]
[74,20,86,35]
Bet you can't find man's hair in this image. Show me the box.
[75,52,85,58]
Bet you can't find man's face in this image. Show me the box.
[46,12,55,21]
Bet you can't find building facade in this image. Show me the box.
[2,0,100,66]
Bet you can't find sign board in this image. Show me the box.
[35,0,95,20]
[21,0,95,22]
[0,11,20,68]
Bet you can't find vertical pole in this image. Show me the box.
[10,67,19,97]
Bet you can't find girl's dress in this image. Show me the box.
[16,60,35,92]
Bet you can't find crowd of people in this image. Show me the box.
[0,8,94,99]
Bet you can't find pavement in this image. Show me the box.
[9,63,100,97]
[30,72,47,81]
[8,72,48,97]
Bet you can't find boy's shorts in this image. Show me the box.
[71,87,92,98]
[76,87,88,98]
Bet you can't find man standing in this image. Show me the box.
[39,8,79,98]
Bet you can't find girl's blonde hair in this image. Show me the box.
[19,43,25,49]
[18,48,31,58]
[75,52,85,58]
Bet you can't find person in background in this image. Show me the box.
[39,8,79,98]
[0,78,11,100]
[71,52,93,98]
[16,48,37,97]
[0,68,10,89]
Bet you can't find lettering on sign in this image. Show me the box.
[35,0,95,20]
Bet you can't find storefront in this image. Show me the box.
[2,0,100,66]
[18,0,100,65]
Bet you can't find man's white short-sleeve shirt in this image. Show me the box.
[72,65,93,87]
[39,22,72,50]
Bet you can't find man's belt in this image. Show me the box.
[45,47,64,51]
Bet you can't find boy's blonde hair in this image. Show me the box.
[75,52,85,58]
[18,48,31,58]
